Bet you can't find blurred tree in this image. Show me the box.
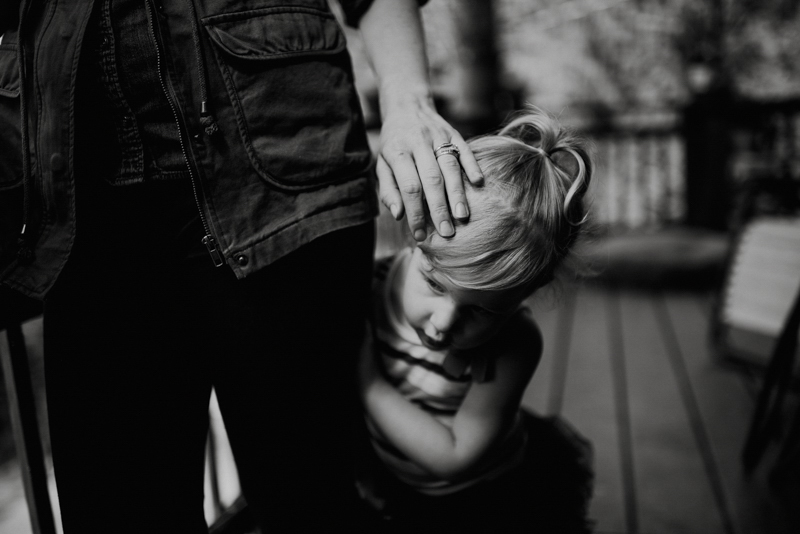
[576,0,800,229]
[422,0,523,136]
[445,0,503,135]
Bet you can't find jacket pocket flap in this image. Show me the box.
[203,7,345,61]
[0,44,19,97]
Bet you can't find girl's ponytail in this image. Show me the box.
[499,106,592,232]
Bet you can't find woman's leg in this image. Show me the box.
[204,221,376,531]
[45,280,212,532]
[44,179,213,533]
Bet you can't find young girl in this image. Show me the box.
[358,106,595,532]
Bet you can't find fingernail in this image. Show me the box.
[414,229,427,241]
[439,221,454,237]
[390,204,399,219]
[455,202,468,219]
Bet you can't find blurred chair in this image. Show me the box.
[712,177,800,479]
[0,289,54,534]
[714,217,800,377]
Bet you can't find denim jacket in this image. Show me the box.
[0,0,378,299]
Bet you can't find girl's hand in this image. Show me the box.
[376,101,484,241]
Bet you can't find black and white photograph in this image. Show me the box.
[1,0,799,532]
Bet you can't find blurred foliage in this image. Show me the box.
[341,0,800,119]
[415,0,800,115]
[577,0,800,107]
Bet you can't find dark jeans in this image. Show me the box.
[44,176,375,532]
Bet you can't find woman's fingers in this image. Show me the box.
[383,148,435,241]
[432,138,471,221]
[451,133,484,186]
[413,145,455,238]
[376,154,405,221]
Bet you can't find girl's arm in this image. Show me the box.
[360,312,542,480]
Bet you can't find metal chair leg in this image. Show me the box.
[742,287,800,473]
[0,322,57,534]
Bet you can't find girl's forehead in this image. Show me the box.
[412,248,526,312]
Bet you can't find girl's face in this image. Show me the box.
[394,248,529,351]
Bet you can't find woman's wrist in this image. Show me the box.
[378,85,435,121]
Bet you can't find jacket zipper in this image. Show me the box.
[145,0,224,267]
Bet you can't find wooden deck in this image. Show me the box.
[522,282,800,534]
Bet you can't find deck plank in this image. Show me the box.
[522,290,566,415]
[662,292,796,534]
[559,285,627,533]
[619,289,727,533]
[606,287,639,533]
[651,293,736,534]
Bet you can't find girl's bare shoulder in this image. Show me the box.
[497,306,543,359]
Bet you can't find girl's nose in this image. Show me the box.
[429,300,459,336]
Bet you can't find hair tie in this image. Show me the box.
[530,145,552,161]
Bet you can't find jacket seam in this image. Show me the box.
[201,6,334,26]
[226,182,373,257]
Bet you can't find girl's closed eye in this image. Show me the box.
[424,275,445,294]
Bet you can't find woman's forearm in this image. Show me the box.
[357,0,484,240]
[358,0,434,118]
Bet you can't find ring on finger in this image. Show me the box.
[434,142,460,159]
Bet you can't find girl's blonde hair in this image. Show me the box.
[420,105,593,292]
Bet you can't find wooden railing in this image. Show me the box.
[577,99,800,231]
[589,127,686,229]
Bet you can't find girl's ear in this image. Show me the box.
[551,150,580,179]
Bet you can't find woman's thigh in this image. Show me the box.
[206,221,376,531]
[43,178,215,533]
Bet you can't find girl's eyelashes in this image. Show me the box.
[424,275,445,294]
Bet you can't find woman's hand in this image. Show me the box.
[377,99,484,241]
[358,0,484,241]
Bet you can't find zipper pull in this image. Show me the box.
[16,224,35,265]
[202,235,225,267]
[200,101,219,136]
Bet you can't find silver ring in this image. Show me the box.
[434,142,460,159]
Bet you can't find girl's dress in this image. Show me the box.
[357,250,596,533]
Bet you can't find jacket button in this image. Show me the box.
[50,153,66,173]
[235,254,248,266]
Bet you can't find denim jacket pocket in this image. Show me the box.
[203,6,371,190]
[0,41,22,189]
